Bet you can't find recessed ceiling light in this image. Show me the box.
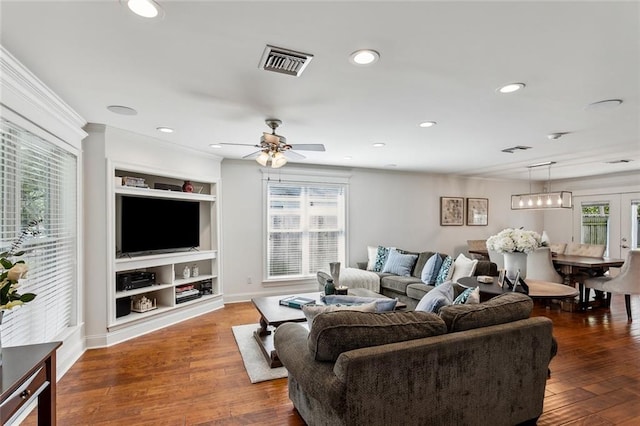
[107,105,137,115]
[385,164,397,168]
[343,156,353,160]
[497,83,526,94]
[156,127,174,133]
[585,99,623,111]
[372,142,386,148]
[209,144,222,149]
[419,121,437,128]
[547,132,568,140]
[349,49,380,66]
[122,0,163,18]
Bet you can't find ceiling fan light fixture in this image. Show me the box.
[256,151,270,167]
[271,151,287,168]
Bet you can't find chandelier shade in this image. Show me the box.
[511,191,572,210]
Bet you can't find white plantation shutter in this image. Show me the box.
[266,176,347,280]
[0,117,77,346]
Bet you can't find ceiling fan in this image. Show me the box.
[221,119,325,168]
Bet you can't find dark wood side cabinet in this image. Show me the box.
[0,341,62,425]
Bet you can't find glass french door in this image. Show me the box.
[572,192,640,259]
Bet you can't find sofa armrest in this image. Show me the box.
[273,323,347,409]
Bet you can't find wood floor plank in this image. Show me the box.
[20,295,640,425]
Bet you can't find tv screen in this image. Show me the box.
[120,196,200,254]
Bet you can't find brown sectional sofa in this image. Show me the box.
[358,250,498,310]
[274,292,555,426]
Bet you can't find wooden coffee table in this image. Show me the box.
[251,289,404,368]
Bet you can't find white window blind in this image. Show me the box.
[0,117,77,346]
[266,180,346,280]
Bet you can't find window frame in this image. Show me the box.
[261,168,350,285]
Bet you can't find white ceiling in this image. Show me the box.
[1,0,639,182]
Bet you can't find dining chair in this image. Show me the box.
[564,243,606,257]
[526,247,563,283]
[582,250,640,321]
[549,243,567,255]
[467,239,488,260]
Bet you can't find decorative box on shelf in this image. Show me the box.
[131,295,157,313]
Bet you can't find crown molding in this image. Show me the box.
[0,44,87,147]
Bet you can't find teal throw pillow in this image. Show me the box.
[373,246,391,272]
[435,255,454,285]
[415,281,454,313]
[421,253,443,285]
[381,249,418,276]
[453,286,480,304]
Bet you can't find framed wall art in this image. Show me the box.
[466,197,488,226]
[440,197,464,226]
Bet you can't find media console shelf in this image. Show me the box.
[107,164,222,334]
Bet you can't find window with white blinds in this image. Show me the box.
[266,180,346,280]
[0,117,77,346]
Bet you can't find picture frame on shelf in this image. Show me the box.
[466,197,488,226]
[440,197,464,226]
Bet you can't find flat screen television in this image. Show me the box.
[120,196,200,255]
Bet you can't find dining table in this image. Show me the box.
[550,253,625,308]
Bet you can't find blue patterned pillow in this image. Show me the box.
[373,246,391,272]
[435,255,454,285]
[381,249,418,276]
[421,253,443,284]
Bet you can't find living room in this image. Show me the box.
[1,1,639,424]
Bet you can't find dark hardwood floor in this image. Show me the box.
[22,294,640,425]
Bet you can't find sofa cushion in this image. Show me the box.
[321,294,398,312]
[450,253,479,282]
[438,292,533,332]
[381,249,418,276]
[308,310,447,362]
[421,252,444,284]
[411,251,436,278]
[302,301,378,325]
[406,283,435,301]
[380,275,422,295]
[415,280,455,313]
[435,255,454,285]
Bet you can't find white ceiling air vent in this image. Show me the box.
[259,44,314,77]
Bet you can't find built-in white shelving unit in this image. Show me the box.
[108,166,221,331]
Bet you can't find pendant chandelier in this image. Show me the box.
[511,162,572,210]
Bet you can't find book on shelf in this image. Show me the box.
[279,295,316,309]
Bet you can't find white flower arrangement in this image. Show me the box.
[486,228,542,254]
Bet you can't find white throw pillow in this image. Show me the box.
[366,246,378,270]
[450,253,479,282]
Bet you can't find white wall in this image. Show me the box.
[221,159,544,302]
[542,171,640,245]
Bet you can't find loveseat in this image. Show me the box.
[357,249,498,310]
[274,292,555,426]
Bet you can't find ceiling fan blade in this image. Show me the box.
[219,143,259,148]
[289,144,325,152]
[284,150,306,160]
[242,150,262,159]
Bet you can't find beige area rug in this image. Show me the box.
[232,323,288,383]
